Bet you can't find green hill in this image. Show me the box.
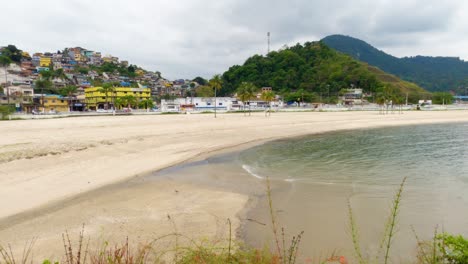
[322,35,468,93]
[221,41,429,103]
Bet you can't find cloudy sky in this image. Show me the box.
[1,0,467,79]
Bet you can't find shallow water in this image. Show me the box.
[152,122,468,262]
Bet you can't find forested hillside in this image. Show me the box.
[322,35,468,92]
[221,41,429,103]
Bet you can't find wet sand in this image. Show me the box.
[2,111,468,260]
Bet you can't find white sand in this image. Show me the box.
[1,111,468,260]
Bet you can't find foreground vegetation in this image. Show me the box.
[0,105,15,120]
[1,178,467,264]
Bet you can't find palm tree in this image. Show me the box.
[62,85,77,112]
[35,74,53,112]
[114,98,124,110]
[376,94,386,115]
[121,95,137,110]
[261,91,275,117]
[236,82,257,116]
[208,74,222,118]
[0,56,12,105]
[98,83,115,110]
[139,99,154,110]
[189,82,196,104]
[393,95,404,114]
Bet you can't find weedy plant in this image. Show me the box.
[265,177,304,264]
[6,175,468,264]
[62,225,89,264]
[348,177,407,264]
[413,225,443,264]
[0,238,36,264]
[414,226,468,264]
[435,233,468,264]
[89,238,153,264]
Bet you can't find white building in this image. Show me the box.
[4,85,34,97]
[160,97,284,112]
[161,97,237,112]
[418,100,432,105]
[342,88,363,105]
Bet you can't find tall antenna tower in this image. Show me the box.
[267,32,270,54]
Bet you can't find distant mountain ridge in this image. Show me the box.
[321,35,468,92]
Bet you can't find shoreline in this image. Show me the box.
[2,112,468,259]
[3,112,468,218]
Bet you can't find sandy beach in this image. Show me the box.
[2,111,468,260]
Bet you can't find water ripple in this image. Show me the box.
[239,123,468,187]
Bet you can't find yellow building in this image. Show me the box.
[39,56,52,67]
[39,95,69,113]
[22,51,31,60]
[135,69,145,77]
[102,56,112,63]
[74,53,81,62]
[85,87,151,110]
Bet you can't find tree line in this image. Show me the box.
[218,41,430,104]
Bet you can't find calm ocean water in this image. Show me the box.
[151,122,468,261]
[239,123,468,186]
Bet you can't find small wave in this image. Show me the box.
[284,178,297,182]
[313,181,335,186]
[284,178,336,185]
[242,164,264,180]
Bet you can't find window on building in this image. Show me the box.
[195,103,198,105]
[61,100,64,103]
[102,97,105,99]
[219,103,222,106]
[207,103,211,106]
[52,100,56,103]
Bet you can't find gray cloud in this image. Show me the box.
[1,0,467,79]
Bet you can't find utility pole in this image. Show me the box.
[4,66,9,105]
[405,92,408,105]
[267,32,270,54]
[214,87,217,118]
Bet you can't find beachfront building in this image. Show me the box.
[418,100,433,105]
[0,86,35,113]
[84,87,151,110]
[160,100,181,112]
[36,95,70,113]
[70,95,86,111]
[341,88,363,105]
[160,97,284,112]
[161,97,237,112]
